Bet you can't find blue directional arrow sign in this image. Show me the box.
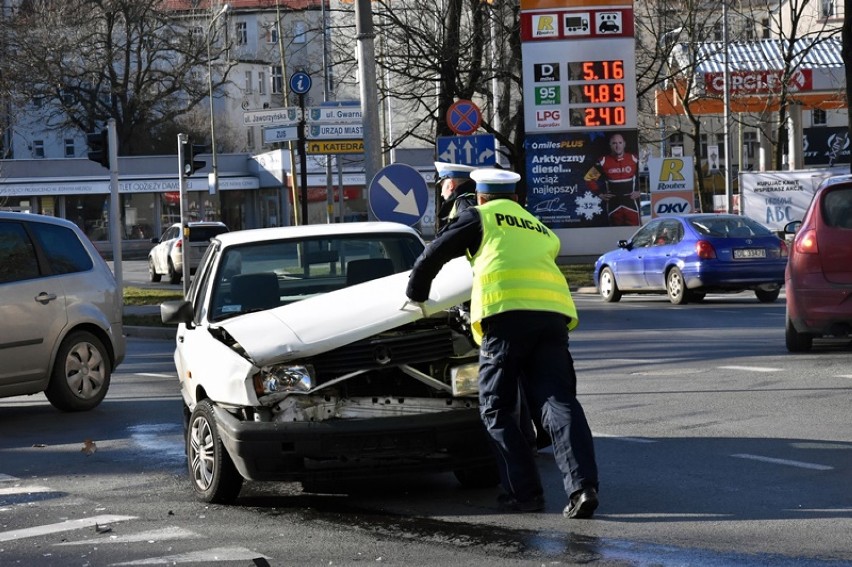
[436,134,497,166]
[368,164,429,226]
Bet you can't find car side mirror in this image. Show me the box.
[150,237,159,244]
[784,220,802,234]
[160,299,194,325]
[617,239,630,249]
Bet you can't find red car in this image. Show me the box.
[784,175,852,352]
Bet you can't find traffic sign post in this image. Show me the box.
[290,72,312,225]
[368,164,429,226]
[436,134,496,166]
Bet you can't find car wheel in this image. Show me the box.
[44,331,111,412]
[168,260,181,285]
[187,401,243,503]
[755,288,780,303]
[454,463,501,489]
[666,268,688,305]
[785,316,813,353]
[148,258,162,283]
[599,267,622,303]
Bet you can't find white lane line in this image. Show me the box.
[731,453,833,471]
[111,547,271,565]
[58,527,199,545]
[0,474,19,482]
[0,515,136,543]
[593,432,656,443]
[0,485,53,496]
[135,373,175,378]
[718,365,783,373]
[838,375,852,379]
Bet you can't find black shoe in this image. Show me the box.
[563,487,598,519]
[497,493,545,513]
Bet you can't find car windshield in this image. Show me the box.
[189,225,228,242]
[209,233,424,321]
[688,215,774,238]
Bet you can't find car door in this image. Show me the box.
[0,220,66,393]
[643,219,683,288]
[616,222,657,289]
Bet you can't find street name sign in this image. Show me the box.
[262,125,299,144]
[308,107,363,123]
[308,123,364,139]
[306,140,365,154]
[243,107,301,127]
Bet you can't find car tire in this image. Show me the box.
[755,288,780,303]
[599,267,622,303]
[785,315,813,353]
[666,268,688,305]
[187,401,243,504]
[453,463,501,489]
[44,331,111,412]
[168,260,181,285]
[148,258,161,283]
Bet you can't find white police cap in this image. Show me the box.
[435,161,477,180]
[470,168,521,194]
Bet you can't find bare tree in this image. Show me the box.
[2,0,233,155]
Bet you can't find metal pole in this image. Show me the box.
[277,0,300,226]
[177,133,191,297]
[207,4,230,195]
[722,0,734,213]
[107,118,122,293]
[355,0,383,219]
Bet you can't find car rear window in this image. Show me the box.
[689,216,774,238]
[822,188,852,229]
[189,225,229,242]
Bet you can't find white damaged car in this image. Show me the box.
[160,222,496,503]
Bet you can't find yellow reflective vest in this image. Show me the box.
[467,199,579,344]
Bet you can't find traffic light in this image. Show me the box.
[182,139,207,176]
[86,129,109,169]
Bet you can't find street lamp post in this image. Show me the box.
[207,3,230,194]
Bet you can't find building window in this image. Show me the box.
[744,19,756,40]
[293,21,307,43]
[812,108,827,126]
[247,127,255,149]
[266,24,279,44]
[713,22,723,42]
[235,21,247,45]
[258,72,266,95]
[761,18,771,39]
[271,65,283,94]
[245,70,253,94]
[821,0,836,18]
[33,140,45,158]
[64,139,75,158]
[743,131,758,161]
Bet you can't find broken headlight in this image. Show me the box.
[254,364,314,396]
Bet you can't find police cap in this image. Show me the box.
[435,161,477,181]
[470,168,521,194]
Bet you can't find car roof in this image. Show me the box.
[169,221,228,228]
[0,211,83,231]
[214,221,422,247]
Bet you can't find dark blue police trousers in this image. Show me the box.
[478,310,599,502]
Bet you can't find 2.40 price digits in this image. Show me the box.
[581,83,625,103]
[583,106,626,127]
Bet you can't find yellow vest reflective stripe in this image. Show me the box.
[468,200,579,343]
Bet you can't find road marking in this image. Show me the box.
[111,547,271,565]
[0,515,136,542]
[58,526,198,545]
[838,374,852,379]
[136,373,175,378]
[731,453,833,471]
[593,432,656,443]
[0,474,19,482]
[0,485,53,496]
[718,365,783,373]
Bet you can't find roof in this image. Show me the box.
[675,37,843,74]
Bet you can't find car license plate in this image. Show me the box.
[734,248,766,259]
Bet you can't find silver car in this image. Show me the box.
[148,221,229,284]
[0,212,125,411]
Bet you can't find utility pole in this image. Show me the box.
[355,0,383,219]
[107,119,122,293]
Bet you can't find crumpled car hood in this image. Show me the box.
[215,256,472,367]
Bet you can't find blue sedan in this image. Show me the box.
[593,214,789,304]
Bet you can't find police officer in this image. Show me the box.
[434,161,478,233]
[406,168,599,518]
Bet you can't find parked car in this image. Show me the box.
[0,212,125,411]
[784,175,852,352]
[148,221,229,284]
[160,222,496,503]
[594,214,788,304]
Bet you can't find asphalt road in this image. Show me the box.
[2,271,852,565]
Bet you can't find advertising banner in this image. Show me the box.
[739,168,846,230]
